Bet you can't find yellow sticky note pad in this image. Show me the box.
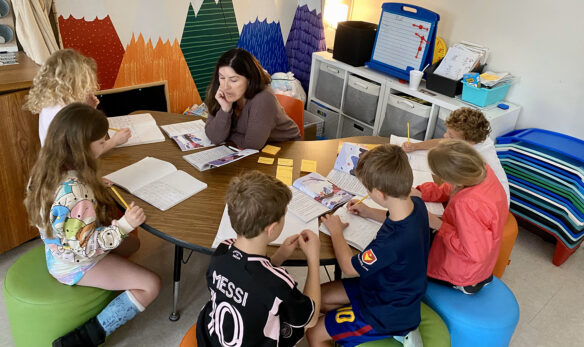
[276,165,293,186]
[258,156,274,165]
[262,145,281,155]
[300,159,317,172]
[278,158,294,167]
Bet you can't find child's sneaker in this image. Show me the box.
[453,274,494,295]
[402,327,423,347]
[52,317,105,347]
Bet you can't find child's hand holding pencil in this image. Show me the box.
[346,195,371,217]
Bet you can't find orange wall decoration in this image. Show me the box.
[58,15,125,90]
[114,33,201,113]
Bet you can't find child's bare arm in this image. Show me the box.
[401,138,442,152]
[298,230,321,328]
[321,214,359,277]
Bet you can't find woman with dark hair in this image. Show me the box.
[204,48,301,150]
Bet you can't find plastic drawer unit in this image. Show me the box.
[308,100,340,139]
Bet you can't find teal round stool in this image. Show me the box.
[357,302,451,346]
[3,245,116,347]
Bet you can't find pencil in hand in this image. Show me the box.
[407,121,410,143]
[110,186,129,210]
[352,194,368,207]
[109,127,120,131]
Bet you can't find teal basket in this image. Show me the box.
[462,81,511,107]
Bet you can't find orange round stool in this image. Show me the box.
[493,212,518,278]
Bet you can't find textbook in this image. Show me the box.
[159,120,214,151]
[107,113,165,147]
[292,172,354,210]
[211,205,319,248]
[183,146,258,171]
[319,197,383,251]
[327,143,369,196]
[103,156,207,211]
[288,186,331,223]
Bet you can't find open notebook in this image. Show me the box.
[319,197,384,251]
[103,157,207,211]
[107,113,165,147]
[389,135,431,173]
[212,205,319,248]
[159,119,214,151]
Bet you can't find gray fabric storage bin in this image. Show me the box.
[308,100,340,139]
[379,94,431,140]
[342,75,380,125]
[314,63,344,108]
[432,107,452,139]
[341,118,374,137]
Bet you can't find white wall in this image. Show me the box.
[351,0,584,140]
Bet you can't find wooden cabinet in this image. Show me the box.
[0,52,40,254]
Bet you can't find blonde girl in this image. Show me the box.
[25,103,159,346]
[412,139,508,294]
[24,49,130,148]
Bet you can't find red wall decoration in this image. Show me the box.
[58,15,125,90]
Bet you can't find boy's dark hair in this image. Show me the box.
[355,144,413,198]
[225,170,292,238]
[445,107,491,143]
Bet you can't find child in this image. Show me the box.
[401,107,510,205]
[196,171,321,346]
[24,48,131,148]
[412,139,508,294]
[307,144,429,347]
[24,103,160,347]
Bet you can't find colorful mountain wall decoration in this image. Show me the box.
[114,34,202,113]
[237,18,290,75]
[58,15,125,90]
[285,4,326,92]
[180,0,240,101]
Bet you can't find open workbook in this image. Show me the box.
[293,172,354,210]
[107,113,165,147]
[211,205,319,248]
[159,119,214,151]
[103,157,207,211]
[183,146,258,171]
[319,197,384,251]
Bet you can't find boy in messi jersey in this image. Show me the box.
[196,170,321,347]
[307,144,430,347]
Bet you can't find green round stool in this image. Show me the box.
[357,302,451,346]
[3,245,116,347]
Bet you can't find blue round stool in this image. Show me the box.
[423,277,519,347]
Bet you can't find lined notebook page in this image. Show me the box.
[372,12,432,70]
[107,113,165,147]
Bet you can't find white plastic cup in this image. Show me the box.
[409,70,424,90]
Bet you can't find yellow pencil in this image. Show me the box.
[407,121,410,143]
[352,194,369,207]
[110,186,129,209]
[109,127,120,131]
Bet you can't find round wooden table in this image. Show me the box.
[100,111,389,320]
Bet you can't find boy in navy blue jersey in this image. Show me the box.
[306,144,430,347]
[196,171,321,347]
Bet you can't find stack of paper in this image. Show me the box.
[479,71,514,88]
[433,42,489,81]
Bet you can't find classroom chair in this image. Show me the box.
[275,93,304,139]
[423,277,519,347]
[493,212,519,278]
[3,245,116,347]
[357,302,450,347]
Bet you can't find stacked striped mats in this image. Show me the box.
[496,129,584,266]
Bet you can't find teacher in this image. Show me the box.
[204,48,301,150]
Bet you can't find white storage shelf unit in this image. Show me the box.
[307,51,521,141]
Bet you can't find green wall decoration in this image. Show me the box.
[180,0,240,101]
